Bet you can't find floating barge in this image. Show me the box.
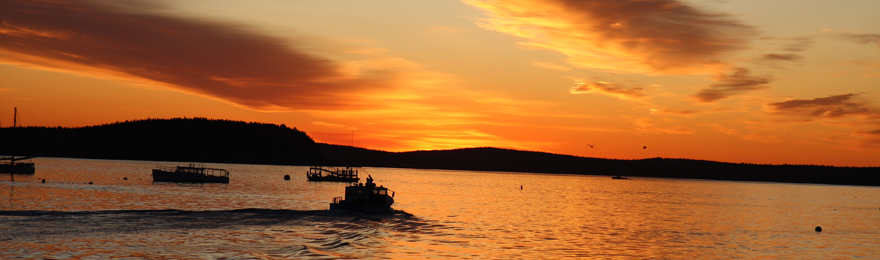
[306,166,359,182]
[152,164,230,183]
[329,175,394,214]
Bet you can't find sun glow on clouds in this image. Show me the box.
[0,0,561,152]
[571,80,652,101]
[0,0,426,112]
[3,0,880,166]
[463,0,753,75]
[464,0,786,108]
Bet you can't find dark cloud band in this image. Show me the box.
[0,0,390,111]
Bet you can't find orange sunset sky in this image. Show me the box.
[1,0,879,166]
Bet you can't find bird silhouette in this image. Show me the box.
[643,146,647,150]
[587,144,594,148]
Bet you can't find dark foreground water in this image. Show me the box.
[1,158,879,259]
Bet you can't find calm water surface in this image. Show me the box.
[1,158,879,259]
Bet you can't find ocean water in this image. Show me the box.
[1,158,879,259]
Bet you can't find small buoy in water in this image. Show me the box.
[283,174,290,181]
[815,226,822,232]
[42,179,45,183]
[520,185,523,189]
[123,177,128,180]
[88,182,93,185]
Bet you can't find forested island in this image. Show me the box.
[2,118,878,186]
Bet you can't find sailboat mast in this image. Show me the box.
[11,107,15,164]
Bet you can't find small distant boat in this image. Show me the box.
[329,175,394,214]
[612,175,628,180]
[306,166,359,182]
[1,107,35,174]
[152,163,229,183]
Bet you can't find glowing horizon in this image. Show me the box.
[1,0,879,167]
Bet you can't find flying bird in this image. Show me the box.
[587,144,594,148]
[643,146,647,150]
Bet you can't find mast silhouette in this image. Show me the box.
[2,107,35,175]
[11,107,16,165]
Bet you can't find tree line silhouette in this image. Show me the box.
[0,118,322,165]
[318,144,880,186]
[1,118,878,186]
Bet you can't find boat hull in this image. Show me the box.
[0,163,35,174]
[330,203,393,214]
[152,169,229,183]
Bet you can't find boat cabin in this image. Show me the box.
[337,176,390,203]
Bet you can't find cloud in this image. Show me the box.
[767,93,877,119]
[853,132,880,149]
[313,121,355,130]
[649,108,697,116]
[854,129,880,137]
[761,54,802,62]
[767,94,880,149]
[571,80,650,99]
[842,34,880,47]
[464,0,754,75]
[782,36,813,52]
[532,62,570,71]
[852,129,880,148]
[0,0,403,111]
[694,68,770,102]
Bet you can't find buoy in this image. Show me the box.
[88,182,93,185]
[42,179,45,183]
[123,177,128,180]
[283,175,290,181]
[815,226,822,232]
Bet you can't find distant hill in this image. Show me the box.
[0,118,323,165]
[2,118,878,186]
[318,144,880,186]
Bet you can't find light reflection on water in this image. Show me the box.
[1,158,879,259]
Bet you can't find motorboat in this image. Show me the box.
[329,175,394,214]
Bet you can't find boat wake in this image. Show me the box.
[0,208,438,259]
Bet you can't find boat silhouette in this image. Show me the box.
[329,175,394,214]
[152,163,230,183]
[306,166,360,182]
[1,107,35,174]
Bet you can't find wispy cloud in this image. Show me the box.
[0,0,405,111]
[842,34,880,47]
[767,93,877,119]
[312,121,358,131]
[765,93,880,149]
[695,68,771,102]
[464,0,754,75]
[571,80,650,100]
[782,36,813,52]
[761,54,802,62]
[649,108,697,116]
[532,62,570,71]
[853,129,880,147]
